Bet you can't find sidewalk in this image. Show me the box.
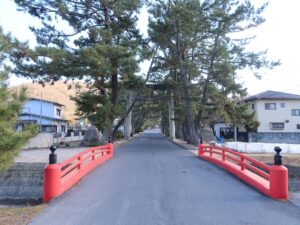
[15,135,139,164]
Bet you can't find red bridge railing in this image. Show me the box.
[44,143,113,202]
[198,144,288,200]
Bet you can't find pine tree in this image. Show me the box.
[148,0,278,144]
[13,0,148,142]
[0,28,37,171]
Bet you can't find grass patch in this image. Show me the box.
[0,204,46,225]
[246,153,300,192]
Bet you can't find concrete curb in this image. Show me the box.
[113,132,143,149]
[289,192,300,207]
[160,133,197,151]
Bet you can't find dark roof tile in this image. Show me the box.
[244,90,300,101]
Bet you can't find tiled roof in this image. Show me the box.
[244,90,300,102]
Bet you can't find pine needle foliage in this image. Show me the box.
[0,28,37,171]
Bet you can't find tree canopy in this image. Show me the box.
[11,0,278,144]
[0,27,37,170]
[147,0,278,144]
[13,0,149,141]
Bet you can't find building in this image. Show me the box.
[17,98,68,134]
[243,90,300,143]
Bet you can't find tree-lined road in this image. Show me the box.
[30,131,300,225]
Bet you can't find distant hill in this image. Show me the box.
[11,81,88,123]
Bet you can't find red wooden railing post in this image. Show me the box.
[106,143,114,158]
[269,147,288,200]
[44,145,61,202]
[222,149,225,161]
[241,157,245,171]
[44,164,61,202]
[92,149,95,161]
[270,166,288,200]
[78,156,81,170]
[198,144,205,157]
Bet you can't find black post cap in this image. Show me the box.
[274,146,282,166]
[50,145,57,153]
[108,136,112,143]
[49,145,57,164]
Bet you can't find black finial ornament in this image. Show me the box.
[49,145,57,164]
[200,136,203,144]
[108,136,112,143]
[274,146,282,165]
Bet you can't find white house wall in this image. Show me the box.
[53,105,63,119]
[254,100,300,132]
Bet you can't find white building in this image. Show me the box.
[243,90,300,143]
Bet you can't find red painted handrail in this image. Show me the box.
[44,144,113,202]
[198,144,288,200]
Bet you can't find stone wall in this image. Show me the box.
[249,132,300,144]
[0,163,45,201]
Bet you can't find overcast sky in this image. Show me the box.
[1,0,300,96]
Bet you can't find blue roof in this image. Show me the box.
[29,98,64,106]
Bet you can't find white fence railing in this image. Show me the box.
[225,142,300,154]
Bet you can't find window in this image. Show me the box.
[61,125,66,132]
[52,126,57,133]
[280,103,285,108]
[270,122,284,130]
[291,109,300,116]
[265,103,276,110]
[56,108,61,116]
[297,124,300,129]
[251,104,254,110]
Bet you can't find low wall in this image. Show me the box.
[225,142,300,154]
[248,132,300,144]
[0,163,45,201]
[24,133,53,149]
[23,132,85,149]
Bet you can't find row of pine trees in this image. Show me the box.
[0,0,278,169]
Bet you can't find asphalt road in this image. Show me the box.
[30,131,300,225]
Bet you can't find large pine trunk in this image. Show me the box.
[180,71,199,145]
[124,90,133,140]
[168,91,175,140]
[100,128,113,144]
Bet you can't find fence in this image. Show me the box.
[43,143,113,202]
[198,144,288,200]
[225,142,300,154]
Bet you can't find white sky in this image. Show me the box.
[1,0,300,96]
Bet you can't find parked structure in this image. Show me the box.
[17,98,68,134]
[244,90,300,143]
